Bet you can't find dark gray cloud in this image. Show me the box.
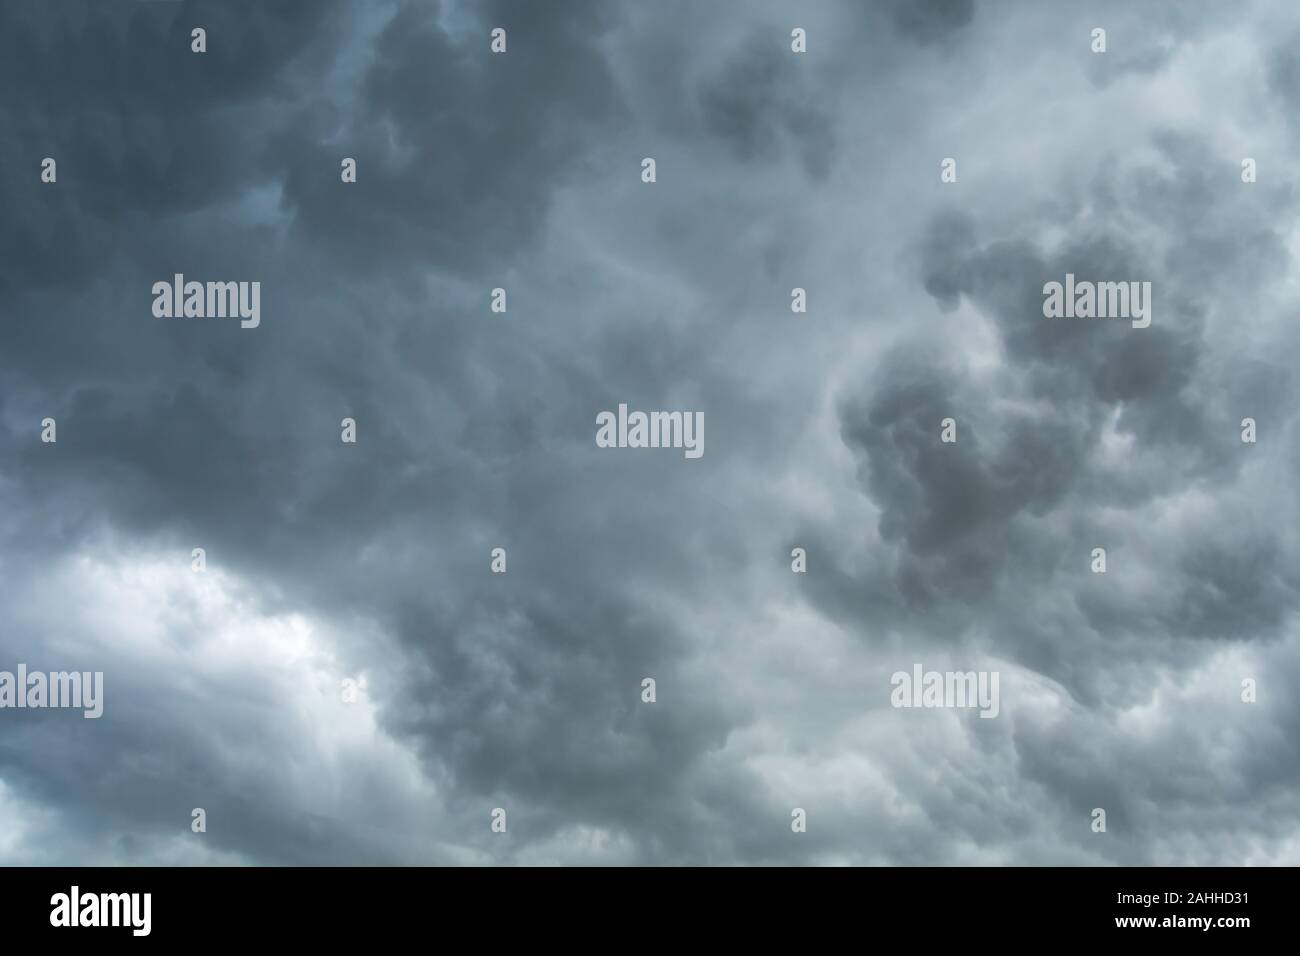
[885,0,975,45]
[695,30,837,179]
[1,0,1299,866]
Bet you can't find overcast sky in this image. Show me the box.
[2,0,1299,865]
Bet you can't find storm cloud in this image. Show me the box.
[1,0,1298,866]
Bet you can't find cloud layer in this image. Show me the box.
[2,0,1298,865]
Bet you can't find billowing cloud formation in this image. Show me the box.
[1,0,1299,865]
